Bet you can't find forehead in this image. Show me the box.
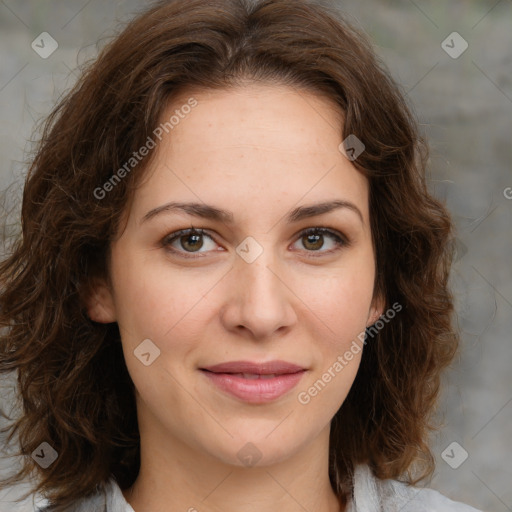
[168,82,343,151]
[130,83,369,224]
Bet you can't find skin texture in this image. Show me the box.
[87,83,384,512]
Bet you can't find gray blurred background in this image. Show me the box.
[0,1,510,511]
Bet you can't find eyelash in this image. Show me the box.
[161,226,349,259]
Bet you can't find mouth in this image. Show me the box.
[200,359,306,375]
[199,361,307,403]
[201,371,292,379]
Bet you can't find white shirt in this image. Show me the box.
[37,463,482,511]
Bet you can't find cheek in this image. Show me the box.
[110,245,213,342]
[295,269,371,414]
[302,260,375,341]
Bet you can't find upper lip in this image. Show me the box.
[201,360,306,375]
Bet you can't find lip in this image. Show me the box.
[201,370,306,403]
[200,360,307,404]
[201,360,305,375]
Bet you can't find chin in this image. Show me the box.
[200,430,307,469]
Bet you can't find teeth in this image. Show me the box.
[242,373,259,379]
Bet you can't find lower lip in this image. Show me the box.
[201,370,306,403]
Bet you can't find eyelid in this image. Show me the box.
[161,226,349,258]
[297,226,349,245]
[293,226,349,255]
[161,227,217,258]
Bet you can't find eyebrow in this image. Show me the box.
[141,199,364,225]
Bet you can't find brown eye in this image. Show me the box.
[163,228,219,257]
[178,231,204,252]
[302,232,324,251]
[293,227,347,255]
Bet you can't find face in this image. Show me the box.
[88,83,383,468]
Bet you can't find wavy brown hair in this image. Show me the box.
[0,0,458,508]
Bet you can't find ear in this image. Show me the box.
[84,277,117,324]
[366,294,385,327]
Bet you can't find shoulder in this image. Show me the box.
[349,464,484,512]
[36,486,106,512]
[36,477,134,512]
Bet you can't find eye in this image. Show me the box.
[162,227,221,257]
[161,226,348,259]
[291,227,347,256]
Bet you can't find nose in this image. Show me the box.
[219,248,298,341]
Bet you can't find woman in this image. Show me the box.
[0,0,482,510]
